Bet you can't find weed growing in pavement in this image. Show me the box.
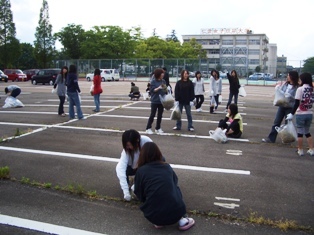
[14,128,21,136]
[87,190,97,198]
[21,177,31,184]
[0,166,10,179]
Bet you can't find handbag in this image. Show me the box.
[90,84,94,96]
[239,86,247,97]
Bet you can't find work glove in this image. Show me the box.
[286,113,293,120]
[190,101,194,106]
[131,184,135,193]
[123,190,131,201]
[51,89,56,94]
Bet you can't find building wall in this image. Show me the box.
[267,43,277,76]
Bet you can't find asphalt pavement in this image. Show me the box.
[0,80,313,235]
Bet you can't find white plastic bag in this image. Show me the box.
[239,86,247,97]
[209,128,228,143]
[210,96,216,107]
[218,95,222,104]
[160,93,174,110]
[90,84,94,96]
[142,92,149,100]
[275,120,297,144]
[170,103,181,120]
[273,87,290,107]
[2,96,24,108]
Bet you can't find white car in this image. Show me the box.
[106,69,120,81]
[86,69,111,82]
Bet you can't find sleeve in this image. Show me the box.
[115,150,130,194]
[134,170,145,202]
[190,81,195,101]
[150,79,158,93]
[54,74,60,89]
[174,81,180,101]
[75,76,81,93]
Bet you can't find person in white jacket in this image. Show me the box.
[209,70,222,114]
[192,71,205,112]
[116,129,152,201]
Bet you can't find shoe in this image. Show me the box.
[93,109,99,112]
[155,129,164,134]
[154,225,164,229]
[210,111,215,114]
[307,149,314,156]
[189,128,194,132]
[196,108,201,112]
[297,149,304,156]
[262,138,273,143]
[146,129,154,134]
[199,108,202,111]
[179,218,195,231]
[173,126,181,130]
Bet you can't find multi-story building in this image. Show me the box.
[182,28,277,77]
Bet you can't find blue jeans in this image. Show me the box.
[267,106,292,142]
[296,114,312,134]
[67,91,84,119]
[176,103,193,129]
[226,92,238,109]
[93,94,100,111]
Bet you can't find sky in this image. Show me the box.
[10,0,314,67]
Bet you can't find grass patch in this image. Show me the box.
[0,166,10,179]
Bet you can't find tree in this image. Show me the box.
[180,38,206,58]
[302,57,314,74]
[0,0,21,68]
[33,0,55,68]
[15,43,38,70]
[166,30,179,42]
[255,66,261,72]
[54,24,86,59]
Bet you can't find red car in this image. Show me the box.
[3,69,27,81]
[24,69,40,81]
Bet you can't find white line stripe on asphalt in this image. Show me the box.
[0,146,250,175]
[215,197,240,201]
[0,214,106,235]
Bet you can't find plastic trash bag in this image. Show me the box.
[170,103,181,120]
[2,96,24,108]
[160,93,174,110]
[239,86,247,97]
[210,96,216,107]
[275,120,297,144]
[209,128,228,143]
[273,88,290,107]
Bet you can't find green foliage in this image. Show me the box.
[302,57,314,74]
[0,166,10,179]
[15,43,38,70]
[255,66,261,72]
[34,0,56,68]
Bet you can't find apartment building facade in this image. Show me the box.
[182,28,277,76]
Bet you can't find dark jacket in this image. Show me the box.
[227,73,240,94]
[66,73,81,93]
[174,80,195,105]
[134,162,186,226]
[163,72,170,87]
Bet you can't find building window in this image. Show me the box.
[209,49,220,54]
[235,40,247,45]
[248,49,260,55]
[249,39,260,45]
[249,59,260,65]
[222,40,233,45]
[209,39,220,45]
[209,58,219,64]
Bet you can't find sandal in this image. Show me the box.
[179,218,195,231]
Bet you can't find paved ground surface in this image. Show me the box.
[0,79,313,235]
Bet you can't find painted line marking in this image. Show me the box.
[0,214,106,235]
[215,197,240,201]
[0,146,251,175]
[214,202,240,209]
[226,150,243,155]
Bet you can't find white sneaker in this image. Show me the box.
[155,129,164,134]
[307,149,314,156]
[297,149,304,156]
[196,108,201,112]
[189,128,194,132]
[146,129,153,134]
[199,108,202,111]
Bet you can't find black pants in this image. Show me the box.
[146,103,164,130]
[11,88,21,98]
[58,96,66,115]
[218,119,242,138]
[195,95,204,109]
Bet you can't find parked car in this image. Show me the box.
[264,73,274,80]
[31,68,60,85]
[0,70,8,82]
[248,73,265,80]
[86,69,112,82]
[3,69,27,81]
[219,71,227,79]
[106,69,120,81]
[24,69,40,81]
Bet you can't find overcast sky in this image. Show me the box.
[10,0,314,67]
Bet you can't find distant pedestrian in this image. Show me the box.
[262,71,299,143]
[134,142,195,231]
[209,69,222,114]
[116,129,153,201]
[129,82,140,100]
[173,69,195,131]
[225,70,240,111]
[286,72,314,156]
[66,64,84,120]
[192,71,205,112]
[92,68,103,112]
[53,66,68,117]
[145,68,167,134]
[4,85,21,98]
[218,103,243,138]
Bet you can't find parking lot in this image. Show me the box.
[0,80,313,235]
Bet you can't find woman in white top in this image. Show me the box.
[209,69,222,114]
[116,129,152,201]
[192,71,205,112]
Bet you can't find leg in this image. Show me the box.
[267,107,290,142]
[195,95,200,109]
[218,119,228,129]
[234,93,238,105]
[73,93,84,119]
[67,92,75,119]
[146,103,158,129]
[10,88,21,98]
[175,103,183,129]
[214,95,219,110]
[226,92,233,109]
[185,104,193,129]
[199,95,204,109]
[155,104,164,130]
[60,96,65,114]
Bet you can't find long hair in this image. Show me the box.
[122,129,141,162]
[288,70,299,87]
[94,68,101,76]
[231,70,238,79]
[137,142,164,168]
[180,69,190,81]
[60,66,68,82]
[228,103,238,119]
[211,69,220,79]
[69,64,77,74]
[195,71,201,81]
[299,72,313,87]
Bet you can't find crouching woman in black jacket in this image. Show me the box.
[218,103,243,138]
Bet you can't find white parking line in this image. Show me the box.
[0,146,250,175]
[0,214,106,235]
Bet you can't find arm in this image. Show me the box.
[291,99,300,115]
[73,75,81,93]
[115,150,130,195]
[54,74,61,89]
[227,119,239,134]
